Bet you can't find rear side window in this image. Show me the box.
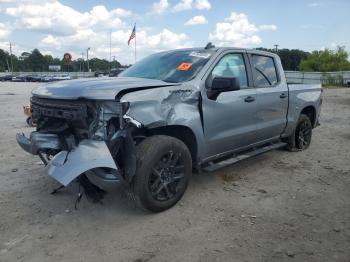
[251,55,278,87]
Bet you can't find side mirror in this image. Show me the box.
[211,77,240,91]
[207,76,240,100]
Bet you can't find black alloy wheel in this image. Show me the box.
[130,135,192,212]
[149,150,186,202]
[295,114,312,150]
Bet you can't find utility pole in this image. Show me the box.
[274,44,279,53]
[134,24,137,64]
[111,55,115,70]
[9,42,14,74]
[109,30,112,73]
[86,47,90,72]
[80,52,84,72]
[6,59,10,73]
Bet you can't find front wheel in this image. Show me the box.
[26,117,34,127]
[130,135,192,212]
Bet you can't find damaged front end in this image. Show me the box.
[16,96,138,190]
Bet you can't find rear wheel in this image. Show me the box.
[285,114,312,151]
[130,135,192,212]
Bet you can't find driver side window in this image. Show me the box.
[211,53,248,88]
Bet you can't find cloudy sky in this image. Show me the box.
[0,0,349,64]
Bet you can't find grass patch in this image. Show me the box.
[322,85,348,89]
[221,172,238,182]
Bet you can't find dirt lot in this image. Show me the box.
[0,82,349,262]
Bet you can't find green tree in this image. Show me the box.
[0,49,11,72]
[26,49,47,71]
[299,46,350,72]
[278,49,309,71]
[0,47,124,72]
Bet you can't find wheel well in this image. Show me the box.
[148,125,197,163]
[301,106,316,127]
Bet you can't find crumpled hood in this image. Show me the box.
[31,77,178,100]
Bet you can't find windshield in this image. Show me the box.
[120,50,214,83]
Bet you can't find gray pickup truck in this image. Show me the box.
[16,45,323,212]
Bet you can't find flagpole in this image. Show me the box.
[134,23,137,64]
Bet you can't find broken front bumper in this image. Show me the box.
[16,132,119,188]
[46,140,119,186]
[16,132,61,155]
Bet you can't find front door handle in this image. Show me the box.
[280,93,287,99]
[244,96,255,103]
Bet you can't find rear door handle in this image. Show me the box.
[280,93,287,99]
[244,96,255,103]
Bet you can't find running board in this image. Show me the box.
[202,142,287,172]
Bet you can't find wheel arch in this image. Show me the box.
[147,125,198,164]
[300,105,317,127]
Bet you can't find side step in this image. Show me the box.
[202,142,287,172]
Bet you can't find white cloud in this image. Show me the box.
[110,28,191,55]
[3,0,192,63]
[5,1,132,35]
[185,15,208,25]
[38,27,192,64]
[151,0,169,14]
[259,24,277,31]
[41,35,61,48]
[0,41,24,56]
[0,41,9,50]
[209,12,277,47]
[110,8,132,17]
[0,0,54,2]
[330,42,338,49]
[309,2,324,7]
[0,23,11,39]
[41,50,54,56]
[173,0,211,12]
[173,0,192,12]
[194,0,211,10]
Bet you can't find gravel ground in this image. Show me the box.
[0,82,349,262]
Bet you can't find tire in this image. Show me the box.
[26,117,33,127]
[285,114,313,151]
[130,135,192,212]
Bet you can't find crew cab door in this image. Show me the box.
[201,52,258,158]
[248,53,289,141]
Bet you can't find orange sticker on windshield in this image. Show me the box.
[177,62,192,71]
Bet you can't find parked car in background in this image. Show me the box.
[12,74,31,82]
[1,73,71,82]
[40,75,54,82]
[95,71,108,77]
[0,75,12,81]
[109,68,125,77]
[27,75,42,82]
[52,74,71,81]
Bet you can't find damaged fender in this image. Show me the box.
[46,139,118,186]
[119,84,206,159]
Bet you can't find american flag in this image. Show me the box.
[128,25,136,46]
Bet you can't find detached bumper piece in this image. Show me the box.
[16,132,120,188]
[16,132,61,155]
[46,140,118,186]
